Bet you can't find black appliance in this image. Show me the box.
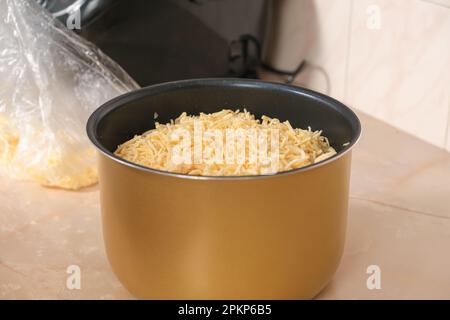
[38,0,271,86]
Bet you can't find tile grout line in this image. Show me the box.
[343,0,355,104]
[0,260,29,278]
[350,195,450,220]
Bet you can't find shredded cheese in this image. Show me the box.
[115,109,337,176]
[0,115,98,190]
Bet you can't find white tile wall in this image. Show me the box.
[446,107,450,150]
[346,0,450,149]
[262,0,450,151]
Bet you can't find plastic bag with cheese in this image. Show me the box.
[0,0,139,190]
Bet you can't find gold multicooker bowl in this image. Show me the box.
[87,78,361,299]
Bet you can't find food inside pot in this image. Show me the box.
[114,109,336,175]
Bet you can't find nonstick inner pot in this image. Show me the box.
[88,78,361,166]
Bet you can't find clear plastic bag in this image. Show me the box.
[0,0,139,190]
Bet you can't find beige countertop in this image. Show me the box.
[1,111,449,299]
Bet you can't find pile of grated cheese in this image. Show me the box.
[114,109,336,176]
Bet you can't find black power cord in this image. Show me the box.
[236,34,306,83]
[260,60,306,84]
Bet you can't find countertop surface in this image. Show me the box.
[1,111,450,299]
